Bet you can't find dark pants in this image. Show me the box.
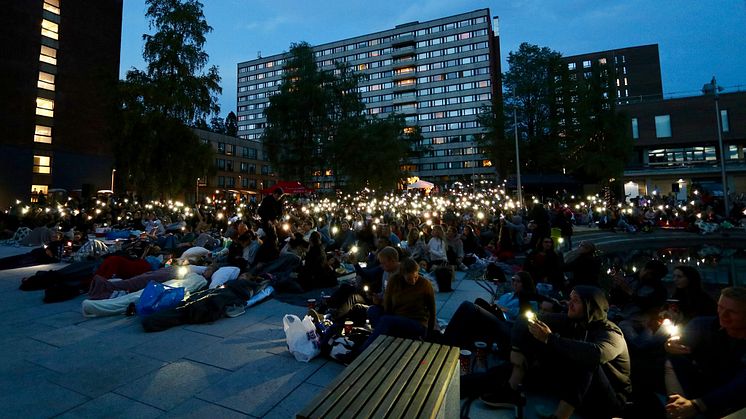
[0,248,57,271]
[515,332,625,418]
[359,315,426,353]
[442,300,512,353]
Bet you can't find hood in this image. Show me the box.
[573,285,609,324]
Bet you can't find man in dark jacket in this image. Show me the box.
[482,285,632,419]
[257,188,284,228]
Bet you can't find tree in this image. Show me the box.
[502,43,564,173]
[210,116,226,133]
[225,111,238,137]
[114,0,220,198]
[335,115,411,192]
[476,100,512,180]
[263,42,332,184]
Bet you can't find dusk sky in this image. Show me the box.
[120,0,746,116]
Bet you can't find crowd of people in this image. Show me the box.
[1,185,745,418]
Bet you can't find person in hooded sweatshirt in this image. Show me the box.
[481,285,631,419]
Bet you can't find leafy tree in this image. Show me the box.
[263,42,332,184]
[560,62,631,182]
[210,116,226,133]
[476,100,513,180]
[115,0,220,198]
[502,43,563,173]
[225,111,238,137]
[335,115,411,192]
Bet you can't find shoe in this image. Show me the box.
[480,385,526,409]
[225,304,246,318]
[125,302,137,317]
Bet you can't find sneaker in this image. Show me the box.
[480,385,526,409]
[225,304,246,318]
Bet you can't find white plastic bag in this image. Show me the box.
[283,314,321,362]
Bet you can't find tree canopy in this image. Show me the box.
[478,42,631,184]
[114,0,220,199]
[264,43,413,191]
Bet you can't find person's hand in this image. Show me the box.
[528,318,552,343]
[665,337,691,355]
[665,394,698,419]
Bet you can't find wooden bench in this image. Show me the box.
[297,335,460,419]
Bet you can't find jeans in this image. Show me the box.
[442,300,512,352]
[359,314,426,353]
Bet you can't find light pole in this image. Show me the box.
[196,177,200,204]
[110,168,116,193]
[702,76,729,217]
[513,108,524,210]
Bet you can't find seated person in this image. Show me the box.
[482,286,632,419]
[443,272,545,354]
[358,257,436,353]
[297,231,336,291]
[664,287,746,419]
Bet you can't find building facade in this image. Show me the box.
[236,9,502,188]
[193,129,275,202]
[0,0,123,207]
[621,91,746,198]
[562,44,663,104]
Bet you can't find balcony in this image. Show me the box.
[392,45,416,58]
[391,34,415,47]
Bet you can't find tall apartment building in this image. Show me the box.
[237,9,501,188]
[0,0,123,207]
[562,44,663,104]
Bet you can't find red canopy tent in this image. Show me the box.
[261,181,313,195]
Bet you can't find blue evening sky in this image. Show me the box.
[120,0,746,115]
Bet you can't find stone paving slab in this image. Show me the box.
[55,393,164,419]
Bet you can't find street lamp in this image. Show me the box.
[110,168,116,193]
[702,76,729,217]
[513,108,524,210]
[196,177,200,204]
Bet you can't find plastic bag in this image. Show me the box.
[283,314,321,362]
[136,280,185,316]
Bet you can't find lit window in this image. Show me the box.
[35,97,54,117]
[598,58,607,65]
[41,19,59,40]
[34,125,52,143]
[567,63,576,70]
[43,0,60,14]
[33,155,51,174]
[631,118,639,139]
[38,71,55,91]
[583,60,591,68]
[31,185,49,195]
[655,115,671,138]
[39,45,57,65]
[720,110,730,133]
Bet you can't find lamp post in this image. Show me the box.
[196,177,200,204]
[702,76,729,217]
[513,108,524,210]
[110,168,116,193]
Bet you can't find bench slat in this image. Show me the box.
[416,345,460,418]
[296,335,395,419]
[329,336,410,418]
[362,339,433,418]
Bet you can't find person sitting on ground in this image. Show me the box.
[609,259,669,321]
[461,224,485,258]
[427,224,448,268]
[358,257,436,353]
[664,286,746,419]
[297,231,336,291]
[523,237,564,293]
[661,265,717,326]
[481,286,632,419]
[442,271,543,352]
[403,227,428,262]
[445,226,467,271]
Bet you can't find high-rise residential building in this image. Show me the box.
[0,0,123,207]
[562,44,663,104]
[237,9,501,189]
